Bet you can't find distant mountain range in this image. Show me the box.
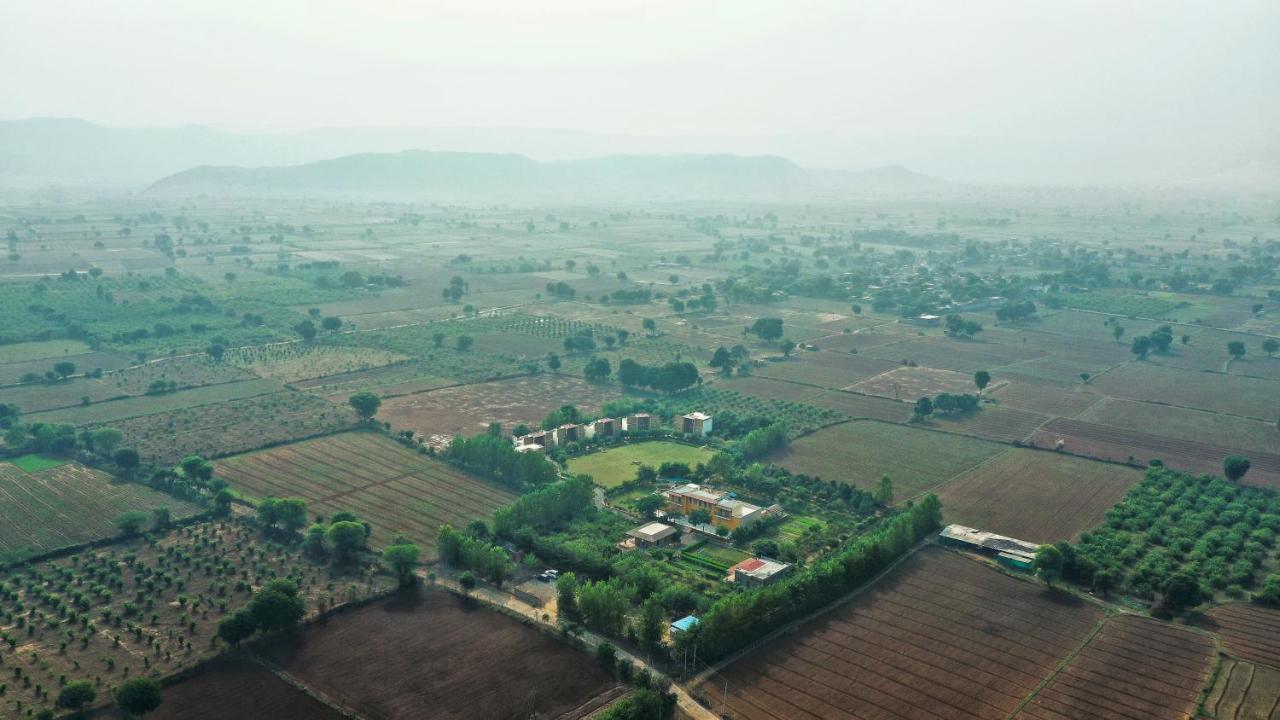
[145,150,943,201]
[1,117,1274,193]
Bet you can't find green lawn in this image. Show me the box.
[9,454,68,472]
[567,441,714,488]
[687,541,752,569]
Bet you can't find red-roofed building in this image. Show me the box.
[726,557,792,588]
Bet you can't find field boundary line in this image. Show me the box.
[1005,613,1110,720]
[905,446,1016,504]
[252,654,372,720]
[690,537,932,687]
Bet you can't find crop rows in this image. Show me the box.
[707,548,1103,720]
[213,433,515,554]
[224,342,410,383]
[1014,615,1213,720]
[1203,604,1280,668]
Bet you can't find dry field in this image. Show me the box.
[213,432,516,555]
[1201,604,1280,668]
[1032,418,1280,488]
[702,548,1103,720]
[376,374,620,446]
[1088,363,1280,420]
[146,660,348,720]
[1204,659,1280,720]
[1012,615,1214,720]
[1075,397,1280,455]
[935,449,1141,543]
[774,421,1006,498]
[851,366,982,400]
[750,351,899,389]
[926,404,1049,443]
[102,390,359,466]
[862,337,1045,374]
[0,460,201,558]
[988,381,1101,417]
[260,591,618,720]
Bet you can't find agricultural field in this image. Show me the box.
[3,357,255,413]
[292,360,453,398]
[701,548,1104,720]
[1013,614,1213,720]
[1201,604,1280,668]
[258,591,619,720]
[225,342,411,384]
[750,351,899,389]
[213,432,516,555]
[0,518,383,718]
[1088,363,1280,420]
[774,420,1006,498]
[1075,397,1280,455]
[1033,417,1280,488]
[102,390,359,466]
[145,659,348,720]
[850,365,984,399]
[377,374,621,446]
[568,441,714,488]
[0,349,134,385]
[1204,659,1280,720]
[0,459,202,560]
[935,449,1142,542]
[0,338,92,363]
[24,378,283,425]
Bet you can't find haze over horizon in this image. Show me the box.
[3,0,1278,185]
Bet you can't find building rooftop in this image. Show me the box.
[629,522,677,543]
[941,524,1040,559]
[683,411,712,421]
[671,615,700,632]
[728,557,791,583]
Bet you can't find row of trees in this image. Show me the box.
[691,495,943,660]
[443,432,559,489]
[911,393,980,421]
[437,524,512,584]
[492,476,594,536]
[617,359,701,393]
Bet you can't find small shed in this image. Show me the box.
[671,615,700,634]
[628,522,678,548]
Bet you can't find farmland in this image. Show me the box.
[1012,614,1213,720]
[225,342,411,383]
[0,518,382,718]
[147,659,348,720]
[213,432,516,554]
[377,374,621,446]
[102,390,358,466]
[0,459,201,559]
[935,449,1142,542]
[1202,604,1280,668]
[701,548,1104,720]
[774,420,1006,498]
[567,441,714,488]
[258,591,619,720]
[24,377,283,425]
[1205,659,1280,720]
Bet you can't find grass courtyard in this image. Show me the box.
[566,440,714,488]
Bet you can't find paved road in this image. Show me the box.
[421,568,719,720]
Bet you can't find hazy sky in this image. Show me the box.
[4,0,1278,149]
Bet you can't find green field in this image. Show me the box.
[9,454,68,472]
[773,420,1006,498]
[24,378,284,425]
[567,441,714,488]
[0,339,91,364]
[0,460,202,560]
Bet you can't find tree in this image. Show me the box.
[747,317,784,342]
[874,476,894,505]
[912,396,934,421]
[432,332,446,348]
[642,318,657,334]
[1112,324,1125,344]
[150,506,172,531]
[945,314,983,338]
[383,541,422,588]
[596,641,618,673]
[973,370,991,394]
[547,353,561,372]
[584,357,611,381]
[116,677,163,716]
[710,346,734,375]
[1227,341,1247,360]
[635,494,664,519]
[113,511,149,535]
[638,598,666,651]
[206,342,225,361]
[1162,572,1203,611]
[52,361,76,379]
[294,320,317,342]
[617,329,630,345]
[458,570,477,591]
[1256,574,1280,606]
[248,580,305,633]
[456,335,474,351]
[1224,455,1251,482]
[1035,545,1063,587]
[58,680,96,712]
[321,316,343,333]
[90,426,124,454]
[1130,335,1152,359]
[327,521,368,563]
[1264,339,1279,358]
[1092,569,1116,597]
[780,339,796,357]
[348,391,381,421]
[556,572,579,619]
[688,508,712,526]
